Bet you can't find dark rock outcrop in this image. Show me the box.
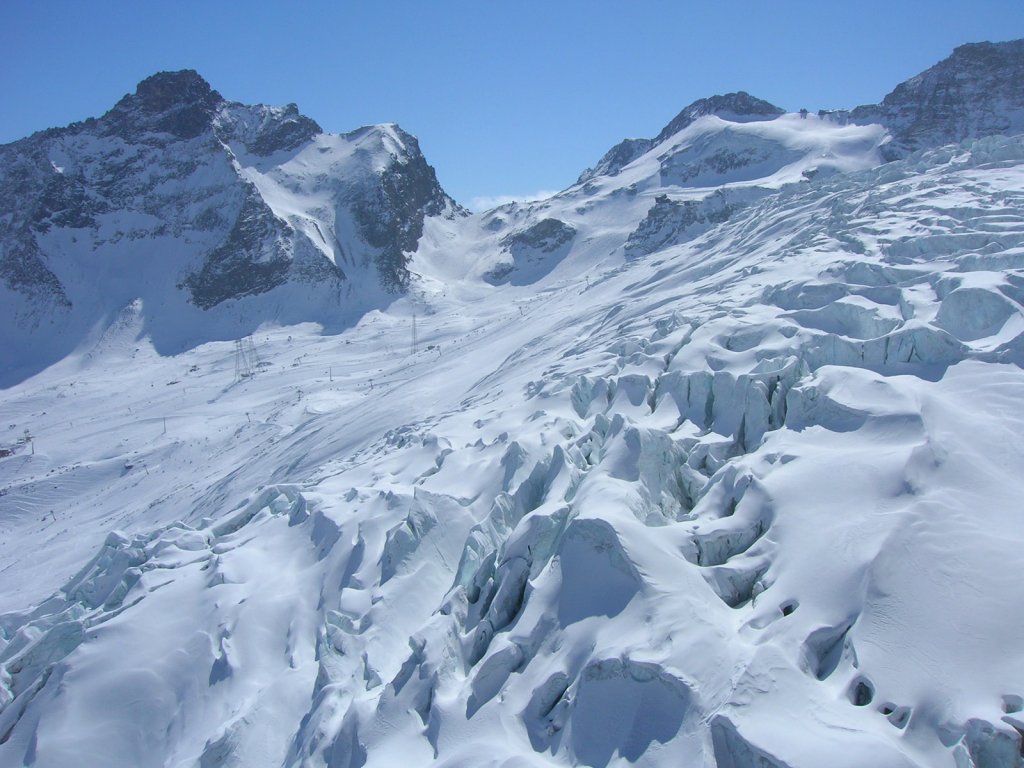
[485,218,576,285]
[240,104,321,156]
[624,192,734,258]
[0,237,69,308]
[102,70,225,141]
[350,127,456,292]
[183,186,299,309]
[500,218,576,254]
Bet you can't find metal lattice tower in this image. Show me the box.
[234,336,260,380]
[244,336,260,370]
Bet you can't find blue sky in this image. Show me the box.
[2,1,1023,208]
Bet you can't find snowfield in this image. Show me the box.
[3,110,1024,767]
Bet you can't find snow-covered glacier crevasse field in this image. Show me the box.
[3,134,1024,767]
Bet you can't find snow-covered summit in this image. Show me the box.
[580,39,1024,190]
[599,113,886,194]
[655,92,787,142]
[578,91,785,183]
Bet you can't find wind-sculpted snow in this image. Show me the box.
[4,92,1024,768]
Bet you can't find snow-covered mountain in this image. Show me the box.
[3,40,1024,768]
[0,70,461,386]
[577,92,787,184]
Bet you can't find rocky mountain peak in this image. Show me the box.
[128,70,222,113]
[852,38,1024,157]
[882,40,1024,108]
[103,69,224,140]
[653,91,784,144]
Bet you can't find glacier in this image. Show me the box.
[2,41,1024,768]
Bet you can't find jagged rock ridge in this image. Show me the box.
[852,39,1024,158]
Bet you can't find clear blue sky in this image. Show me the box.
[2,1,1023,208]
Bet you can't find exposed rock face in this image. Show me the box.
[0,70,461,380]
[349,126,456,292]
[230,103,322,157]
[579,92,784,182]
[580,137,651,184]
[624,191,734,258]
[182,185,295,309]
[102,70,226,141]
[501,217,576,253]
[485,218,577,285]
[852,40,1024,157]
[0,238,69,310]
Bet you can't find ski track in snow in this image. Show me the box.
[3,126,1024,767]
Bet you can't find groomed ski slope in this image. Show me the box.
[2,117,1024,767]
